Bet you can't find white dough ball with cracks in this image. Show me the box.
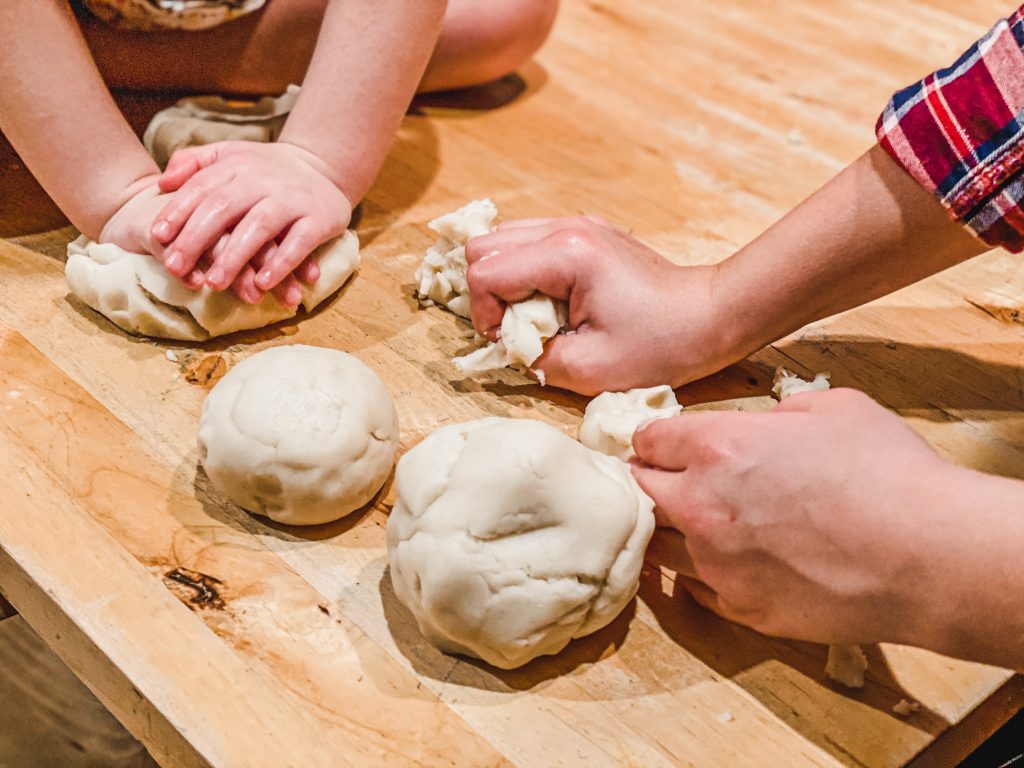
[386,418,655,669]
[198,345,399,526]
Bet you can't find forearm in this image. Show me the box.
[278,0,448,204]
[907,464,1024,670]
[713,145,986,358]
[0,1,158,239]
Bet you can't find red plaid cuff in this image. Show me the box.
[877,5,1024,253]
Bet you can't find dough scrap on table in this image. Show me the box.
[198,345,399,526]
[773,371,868,689]
[579,385,683,461]
[452,294,568,384]
[825,643,868,689]
[143,85,300,168]
[387,417,655,669]
[772,367,831,400]
[415,198,498,319]
[64,231,360,341]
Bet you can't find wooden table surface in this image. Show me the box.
[2,1,1022,765]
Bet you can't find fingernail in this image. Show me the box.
[153,221,171,240]
[256,269,274,289]
[165,251,182,272]
[286,286,302,306]
[206,267,226,287]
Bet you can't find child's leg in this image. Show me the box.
[78,0,558,96]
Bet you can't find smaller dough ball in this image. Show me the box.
[387,418,655,669]
[825,643,868,689]
[579,386,682,461]
[198,345,399,526]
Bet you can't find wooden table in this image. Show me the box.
[1,1,1022,765]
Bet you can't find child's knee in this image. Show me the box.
[481,0,559,79]
[430,0,559,90]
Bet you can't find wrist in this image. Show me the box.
[276,137,365,207]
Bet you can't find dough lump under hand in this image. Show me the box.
[387,418,655,669]
[197,345,399,526]
[65,231,359,341]
[579,386,683,461]
[143,85,300,168]
[415,199,498,319]
[452,294,567,383]
[772,368,831,400]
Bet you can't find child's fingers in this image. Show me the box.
[230,265,265,305]
[158,145,222,194]
[271,272,303,309]
[256,217,335,291]
[151,165,234,247]
[205,201,294,290]
[165,193,252,278]
[296,255,320,284]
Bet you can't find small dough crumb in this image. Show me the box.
[579,386,682,461]
[772,368,831,400]
[453,294,567,381]
[892,698,921,717]
[825,643,868,689]
[415,199,498,319]
[165,350,179,363]
[717,711,734,724]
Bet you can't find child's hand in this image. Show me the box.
[465,217,733,395]
[99,180,172,263]
[150,141,353,308]
[631,389,951,647]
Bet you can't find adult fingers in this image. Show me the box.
[158,145,221,194]
[205,201,294,290]
[466,224,561,266]
[526,329,616,394]
[645,529,698,578]
[467,242,581,340]
[679,576,723,615]
[257,218,336,291]
[632,411,755,471]
[630,463,690,528]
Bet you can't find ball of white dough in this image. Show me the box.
[198,345,399,526]
[387,418,655,669]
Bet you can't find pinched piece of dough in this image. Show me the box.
[143,85,300,168]
[579,386,682,461]
[453,294,568,383]
[772,368,831,400]
[65,231,359,341]
[387,418,655,669]
[825,644,868,689]
[415,199,498,319]
[198,345,399,526]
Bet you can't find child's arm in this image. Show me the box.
[0,0,160,246]
[151,0,449,302]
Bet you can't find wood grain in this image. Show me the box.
[1,0,1022,765]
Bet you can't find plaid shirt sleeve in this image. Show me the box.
[876,5,1024,253]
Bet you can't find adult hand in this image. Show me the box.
[465,216,734,395]
[631,389,952,647]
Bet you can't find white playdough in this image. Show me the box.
[415,199,498,318]
[772,369,866,688]
[579,386,683,461]
[65,231,359,341]
[143,85,300,168]
[452,294,568,384]
[197,345,399,526]
[825,644,868,689]
[387,418,655,669]
[772,368,831,400]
